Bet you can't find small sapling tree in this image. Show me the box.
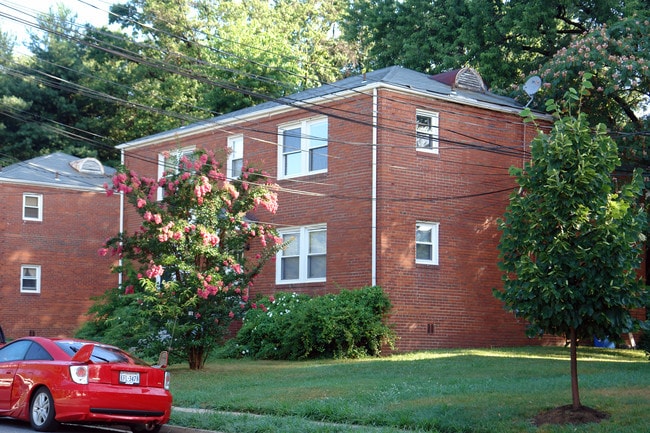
[495,76,648,415]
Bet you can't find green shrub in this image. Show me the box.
[227,286,396,360]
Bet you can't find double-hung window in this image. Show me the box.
[277,225,327,283]
[157,147,196,200]
[21,265,41,293]
[227,135,244,179]
[279,117,328,178]
[416,222,439,265]
[23,193,42,221]
[416,110,439,153]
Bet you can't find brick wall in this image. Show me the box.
[373,90,538,349]
[121,88,561,351]
[0,184,120,339]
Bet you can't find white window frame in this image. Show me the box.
[416,222,439,265]
[21,265,41,293]
[416,110,439,154]
[278,117,328,179]
[276,225,327,284]
[23,193,43,221]
[227,135,244,179]
[157,146,196,201]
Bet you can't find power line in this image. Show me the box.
[0,1,550,202]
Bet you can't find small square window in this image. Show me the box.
[23,194,42,221]
[157,147,195,200]
[227,135,244,179]
[21,265,41,293]
[416,222,439,265]
[416,110,439,153]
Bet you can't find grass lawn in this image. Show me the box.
[167,346,648,433]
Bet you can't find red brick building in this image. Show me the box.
[0,152,119,339]
[118,67,551,351]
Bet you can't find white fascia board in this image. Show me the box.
[0,178,106,192]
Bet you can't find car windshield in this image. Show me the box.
[56,341,149,366]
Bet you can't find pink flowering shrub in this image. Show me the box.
[86,149,283,369]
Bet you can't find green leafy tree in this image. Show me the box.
[87,150,283,369]
[494,77,648,410]
[342,0,646,90]
[0,6,123,164]
[527,14,649,174]
[110,0,352,114]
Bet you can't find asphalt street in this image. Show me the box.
[0,417,218,433]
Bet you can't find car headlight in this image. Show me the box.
[70,365,89,385]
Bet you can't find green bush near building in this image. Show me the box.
[223,286,396,360]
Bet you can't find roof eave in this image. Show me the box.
[0,177,108,192]
[117,80,547,151]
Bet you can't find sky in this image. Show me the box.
[0,0,113,53]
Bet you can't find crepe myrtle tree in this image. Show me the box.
[100,149,283,369]
[495,76,649,410]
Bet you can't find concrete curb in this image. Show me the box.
[161,426,221,433]
[160,407,222,433]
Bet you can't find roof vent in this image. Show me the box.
[430,67,487,93]
[454,68,487,93]
[70,158,104,175]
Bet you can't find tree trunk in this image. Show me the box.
[569,327,582,410]
[188,346,205,370]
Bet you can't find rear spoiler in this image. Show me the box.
[71,344,94,363]
[154,351,168,369]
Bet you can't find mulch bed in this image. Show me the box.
[533,405,610,426]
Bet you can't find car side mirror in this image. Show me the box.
[155,351,168,369]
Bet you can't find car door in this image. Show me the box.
[0,340,31,411]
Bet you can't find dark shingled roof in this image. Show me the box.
[119,66,524,149]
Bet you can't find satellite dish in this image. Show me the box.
[523,76,542,96]
[523,75,542,107]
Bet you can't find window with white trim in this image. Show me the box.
[416,110,439,153]
[416,222,439,265]
[23,193,42,221]
[276,225,327,283]
[21,265,41,293]
[227,135,244,179]
[157,146,196,200]
[278,117,328,178]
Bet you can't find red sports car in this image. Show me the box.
[0,336,172,432]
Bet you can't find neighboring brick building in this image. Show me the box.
[0,152,119,339]
[118,66,551,351]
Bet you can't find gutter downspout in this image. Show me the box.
[372,88,378,286]
[118,148,125,287]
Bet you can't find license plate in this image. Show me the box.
[119,371,140,385]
